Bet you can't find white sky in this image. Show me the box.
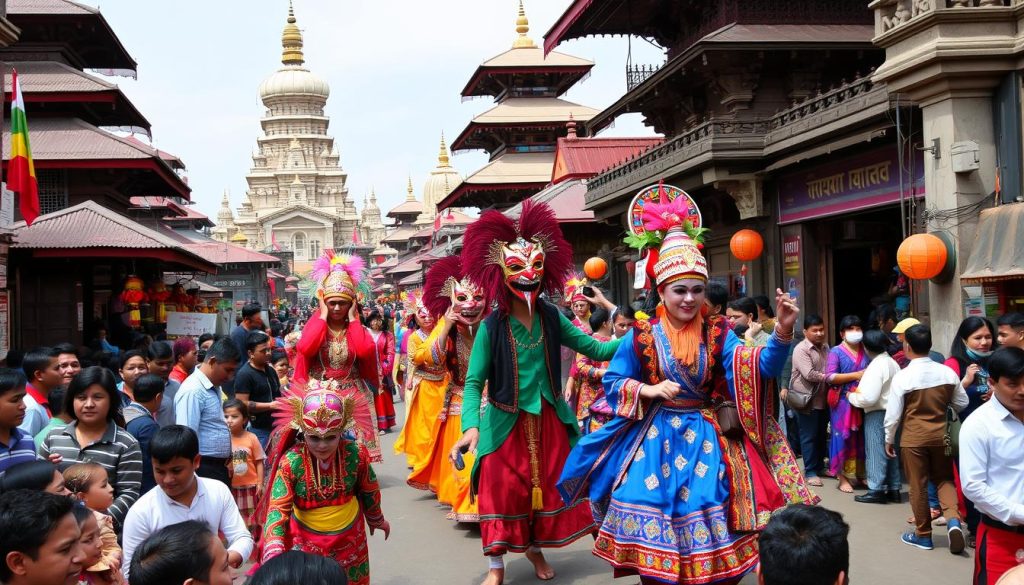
[89,0,663,221]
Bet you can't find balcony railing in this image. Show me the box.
[871,0,1021,37]
[626,64,661,91]
[769,74,878,130]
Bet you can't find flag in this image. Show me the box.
[433,213,441,231]
[352,225,362,245]
[8,70,39,225]
[271,231,282,251]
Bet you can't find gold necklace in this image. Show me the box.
[515,328,544,351]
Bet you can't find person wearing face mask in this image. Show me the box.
[825,315,869,494]
[558,197,815,585]
[945,316,998,547]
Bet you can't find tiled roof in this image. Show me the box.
[552,136,663,183]
[8,61,114,92]
[469,98,598,125]
[386,200,423,217]
[481,47,593,69]
[381,225,419,244]
[161,228,280,265]
[462,152,554,185]
[398,272,424,286]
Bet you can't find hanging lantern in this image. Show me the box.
[375,254,387,265]
[730,229,764,261]
[897,233,948,280]
[584,256,608,280]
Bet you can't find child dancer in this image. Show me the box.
[224,399,266,542]
[66,480,121,585]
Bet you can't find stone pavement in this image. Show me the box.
[365,403,974,584]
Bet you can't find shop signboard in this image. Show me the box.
[167,312,218,337]
[0,292,8,359]
[783,234,801,300]
[777,147,925,225]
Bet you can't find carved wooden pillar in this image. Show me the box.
[714,178,765,220]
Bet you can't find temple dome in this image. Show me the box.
[258,3,330,102]
[422,134,462,216]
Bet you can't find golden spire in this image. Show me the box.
[406,175,415,201]
[281,1,305,66]
[438,132,451,167]
[512,0,536,49]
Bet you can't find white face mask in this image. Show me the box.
[845,331,863,344]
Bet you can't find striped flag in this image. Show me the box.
[8,70,39,225]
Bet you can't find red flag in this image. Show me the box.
[352,225,362,245]
[271,231,281,251]
[8,70,40,225]
[445,208,454,220]
[433,213,441,231]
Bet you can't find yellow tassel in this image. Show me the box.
[532,486,544,511]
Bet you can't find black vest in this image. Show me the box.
[484,299,563,413]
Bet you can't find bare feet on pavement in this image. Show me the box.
[525,549,555,580]
[481,568,504,585]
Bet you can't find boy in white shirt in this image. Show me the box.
[849,329,902,505]
[121,426,253,581]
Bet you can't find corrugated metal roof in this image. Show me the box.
[8,0,96,15]
[552,136,663,183]
[12,200,191,249]
[2,118,157,161]
[161,228,280,265]
[7,61,114,92]
[504,179,593,223]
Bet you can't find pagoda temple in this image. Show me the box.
[224,4,381,271]
[438,1,598,211]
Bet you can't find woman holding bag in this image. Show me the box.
[826,315,869,493]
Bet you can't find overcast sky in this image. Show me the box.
[88,0,662,220]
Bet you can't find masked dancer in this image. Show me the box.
[258,379,389,585]
[558,195,817,585]
[453,201,621,585]
[406,256,488,521]
[393,290,447,470]
[294,251,382,462]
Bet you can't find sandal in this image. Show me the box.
[807,477,824,487]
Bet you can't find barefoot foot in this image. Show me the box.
[481,568,504,585]
[525,549,555,581]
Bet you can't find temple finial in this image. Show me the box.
[512,0,536,49]
[281,1,305,65]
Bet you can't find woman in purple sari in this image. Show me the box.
[826,314,868,493]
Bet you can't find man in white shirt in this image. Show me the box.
[849,329,902,505]
[883,324,969,553]
[960,346,1024,585]
[121,425,253,581]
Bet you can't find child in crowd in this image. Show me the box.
[64,463,123,582]
[271,350,290,389]
[34,387,69,449]
[0,368,34,477]
[121,425,253,581]
[224,399,265,542]
[72,504,120,585]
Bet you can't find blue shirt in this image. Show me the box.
[0,427,38,477]
[174,369,231,458]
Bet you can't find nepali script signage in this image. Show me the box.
[777,147,924,225]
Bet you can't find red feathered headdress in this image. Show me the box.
[424,255,462,319]
[461,200,573,314]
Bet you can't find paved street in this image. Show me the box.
[367,403,973,585]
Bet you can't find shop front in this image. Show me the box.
[776,144,925,333]
[961,203,1024,318]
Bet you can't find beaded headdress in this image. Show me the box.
[311,250,366,302]
[424,255,488,321]
[625,188,709,288]
[273,379,366,438]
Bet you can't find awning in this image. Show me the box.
[961,204,1024,283]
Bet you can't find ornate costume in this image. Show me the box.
[393,290,448,470]
[407,256,488,522]
[259,380,386,585]
[294,251,382,461]
[573,334,612,434]
[369,325,396,432]
[558,192,817,585]
[460,200,621,557]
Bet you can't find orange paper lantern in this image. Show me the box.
[730,229,764,261]
[897,233,947,280]
[584,256,608,280]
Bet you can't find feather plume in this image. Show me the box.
[642,196,694,232]
[423,255,463,319]
[517,200,574,301]
[462,209,518,313]
[310,249,367,285]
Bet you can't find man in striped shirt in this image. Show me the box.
[0,369,34,477]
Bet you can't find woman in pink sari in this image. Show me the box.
[826,314,869,493]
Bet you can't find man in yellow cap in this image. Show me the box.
[891,318,945,367]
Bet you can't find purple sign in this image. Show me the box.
[777,147,924,225]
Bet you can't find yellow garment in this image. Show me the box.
[293,499,359,532]
[406,319,478,521]
[393,327,448,470]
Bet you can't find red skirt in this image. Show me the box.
[375,383,396,431]
[477,403,596,555]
